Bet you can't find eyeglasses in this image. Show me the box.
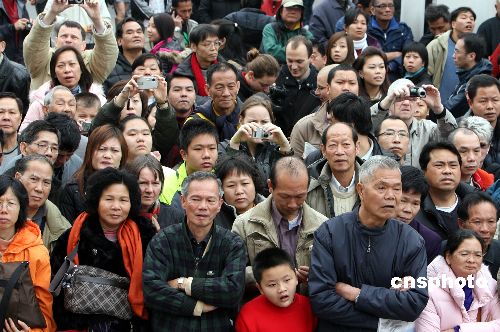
[373,3,394,9]
[30,141,59,153]
[378,130,409,139]
[199,40,222,49]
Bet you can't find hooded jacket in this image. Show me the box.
[415,256,500,331]
[444,58,493,119]
[1,221,56,332]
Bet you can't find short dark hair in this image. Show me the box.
[444,229,485,257]
[189,24,218,46]
[327,63,357,85]
[321,122,358,145]
[179,119,219,151]
[269,156,308,189]
[375,115,407,137]
[215,154,266,197]
[131,53,162,73]
[466,74,500,102]
[450,7,476,22]
[50,46,93,92]
[14,154,54,175]
[345,7,369,29]
[252,248,295,284]
[172,0,192,7]
[55,20,86,40]
[153,13,176,42]
[85,168,141,221]
[460,33,486,61]
[402,42,429,68]
[419,141,462,171]
[45,112,81,153]
[400,165,428,201]
[312,41,326,56]
[286,35,313,58]
[327,92,372,135]
[0,92,23,115]
[0,175,28,232]
[167,74,195,94]
[425,4,450,23]
[119,114,152,133]
[458,192,499,221]
[75,92,101,109]
[115,17,144,39]
[19,120,60,145]
[206,62,238,86]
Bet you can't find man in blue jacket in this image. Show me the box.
[368,0,413,81]
[309,155,428,331]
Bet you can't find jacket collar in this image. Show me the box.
[370,15,399,32]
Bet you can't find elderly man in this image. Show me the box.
[23,0,118,91]
[14,154,70,252]
[232,156,327,293]
[290,63,358,159]
[376,116,409,164]
[143,172,246,331]
[372,78,457,168]
[309,156,428,331]
[307,122,360,218]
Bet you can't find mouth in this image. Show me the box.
[279,295,290,302]
[201,162,213,169]
[373,76,383,81]
[440,178,455,183]
[136,144,147,150]
[382,204,395,210]
[464,25,473,31]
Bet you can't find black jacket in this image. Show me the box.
[189,98,241,141]
[484,239,500,280]
[416,182,476,240]
[0,0,29,65]
[309,210,428,331]
[156,202,185,229]
[51,213,155,331]
[0,54,30,114]
[197,0,240,23]
[58,180,85,224]
[405,68,432,87]
[273,64,320,137]
[236,70,255,102]
[103,51,137,94]
[224,8,275,51]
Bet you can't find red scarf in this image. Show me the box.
[67,212,148,320]
[3,0,18,24]
[190,53,217,97]
[140,200,161,223]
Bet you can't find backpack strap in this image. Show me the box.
[0,262,29,330]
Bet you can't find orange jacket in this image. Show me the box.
[1,221,56,332]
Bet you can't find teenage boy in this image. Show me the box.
[235,248,317,332]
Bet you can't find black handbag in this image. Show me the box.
[0,261,47,330]
[50,244,133,320]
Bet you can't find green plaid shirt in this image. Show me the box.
[143,221,246,332]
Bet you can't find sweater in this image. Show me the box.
[235,294,317,332]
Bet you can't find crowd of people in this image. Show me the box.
[0,0,500,331]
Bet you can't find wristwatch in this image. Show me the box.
[177,277,185,290]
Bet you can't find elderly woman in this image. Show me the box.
[51,168,155,331]
[126,154,184,230]
[0,175,55,332]
[416,229,500,331]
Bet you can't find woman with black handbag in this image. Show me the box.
[0,175,55,332]
[50,168,156,332]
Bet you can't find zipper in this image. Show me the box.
[367,236,371,253]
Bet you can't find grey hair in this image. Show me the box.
[359,155,401,183]
[448,127,479,145]
[43,86,73,106]
[180,171,224,198]
[458,116,493,144]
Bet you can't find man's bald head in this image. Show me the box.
[316,64,337,103]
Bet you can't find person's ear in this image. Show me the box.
[19,142,29,156]
[0,41,6,53]
[457,218,466,229]
[42,105,50,116]
[246,71,254,81]
[180,149,187,161]
[320,143,326,158]
[80,40,86,52]
[267,179,273,194]
[445,252,452,266]
[14,172,21,180]
[356,182,364,199]
[205,84,210,96]
[255,282,264,295]
[355,141,360,155]
[466,92,474,109]
[181,194,188,210]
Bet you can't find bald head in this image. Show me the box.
[269,156,308,189]
[316,64,336,103]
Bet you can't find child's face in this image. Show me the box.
[75,105,98,123]
[257,264,298,308]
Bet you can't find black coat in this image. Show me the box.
[59,180,86,224]
[0,0,29,65]
[0,54,30,114]
[197,0,240,23]
[225,8,275,51]
[51,214,155,331]
[103,51,139,94]
[273,64,320,137]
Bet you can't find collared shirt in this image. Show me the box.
[187,226,212,260]
[360,139,374,161]
[331,172,356,194]
[271,201,303,264]
[31,204,48,234]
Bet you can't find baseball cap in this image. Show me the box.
[281,0,304,8]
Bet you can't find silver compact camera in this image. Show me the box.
[252,128,270,139]
[409,87,426,98]
[137,76,158,90]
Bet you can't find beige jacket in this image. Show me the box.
[23,13,119,91]
[232,195,327,289]
[427,30,452,89]
[289,103,329,159]
[42,200,71,253]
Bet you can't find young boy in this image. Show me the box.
[235,248,317,332]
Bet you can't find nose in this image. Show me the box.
[34,180,43,193]
[144,183,153,193]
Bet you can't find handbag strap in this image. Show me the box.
[477,306,482,322]
[0,262,29,331]
[49,243,79,296]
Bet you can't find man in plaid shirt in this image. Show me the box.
[143,171,246,331]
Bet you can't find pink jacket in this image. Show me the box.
[20,81,106,132]
[415,255,500,332]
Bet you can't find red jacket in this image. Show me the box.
[472,168,495,191]
[260,0,282,16]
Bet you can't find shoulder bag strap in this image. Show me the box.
[0,262,29,330]
[49,243,79,296]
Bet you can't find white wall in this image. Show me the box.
[434,0,496,32]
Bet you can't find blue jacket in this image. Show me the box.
[309,0,351,46]
[368,16,413,78]
[309,209,428,331]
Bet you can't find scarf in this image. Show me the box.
[191,53,217,97]
[150,40,166,54]
[3,0,18,24]
[141,200,161,223]
[462,284,474,311]
[67,212,148,320]
[404,66,427,79]
[353,34,368,58]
